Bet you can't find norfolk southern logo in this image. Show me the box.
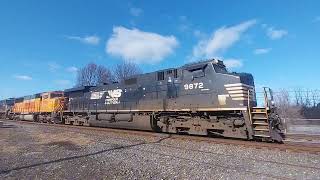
[90,91,106,99]
[90,89,123,105]
[105,89,122,105]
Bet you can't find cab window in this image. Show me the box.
[50,93,63,98]
[213,64,228,74]
[157,71,165,81]
[188,66,206,79]
[191,69,205,78]
[42,94,49,99]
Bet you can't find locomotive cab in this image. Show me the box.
[180,59,256,110]
[178,59,283,141]
[40,91,65,113]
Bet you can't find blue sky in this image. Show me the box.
[0,0,320,99]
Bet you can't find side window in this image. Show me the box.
[189,68,205,79]
[50,93,63,98]
[157,71,164,81]
[193,69,205,78]
[174,69,178,78]
[213,64,228,74]
[184,64,207,79]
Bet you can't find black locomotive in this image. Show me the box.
[63,59,284,142]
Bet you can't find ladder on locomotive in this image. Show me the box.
[248,87,274,139]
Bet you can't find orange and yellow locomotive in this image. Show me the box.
[12,91,65,122]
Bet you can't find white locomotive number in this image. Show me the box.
[184,82,204,90]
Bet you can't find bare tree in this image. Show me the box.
[311,90,319,107]
[97,65,113,84]
[304,89,311,107]
[76,63,113,86]
[274,89,290,119]
[113,61,142,82]
[274,89,303,119]
[294,88,303,106]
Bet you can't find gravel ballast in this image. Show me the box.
[1,120,320,179]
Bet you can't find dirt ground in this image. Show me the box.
[1,120,320,180]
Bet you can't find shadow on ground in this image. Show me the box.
[0,124,17,129]
[0,134,172,175]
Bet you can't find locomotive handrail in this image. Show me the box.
[263,87,269,109]
[247,89,252,125]
[262,87,275,110]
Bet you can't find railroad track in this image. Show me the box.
[285,133,320,141]
[3,119,320,155]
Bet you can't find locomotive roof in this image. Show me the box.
[64,86,94,93]
[0,98,15,101]
[13,91,62,100]
[94,59,227,85]
[2,59,228,99]
[0,98,15,105]
[183,59,224,68]
[128,59,224,76]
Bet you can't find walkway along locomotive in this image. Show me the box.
[3,59,284,142]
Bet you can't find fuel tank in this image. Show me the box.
[19,114,35,121]
[89,114,152,131]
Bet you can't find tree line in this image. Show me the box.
[76,61,142,87]
[274,89,320,119]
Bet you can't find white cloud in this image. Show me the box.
[130,7,142,17]
[254,48,271,55]
[106,26,179,64]
[55,80,71,86]
[67,35,100,45]
[223,59,243,69]
[266,27,288,40]
[14,75,32,80]
[66,66,78,73]
[191,19,256,60]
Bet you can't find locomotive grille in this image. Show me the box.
[224,83,255,101]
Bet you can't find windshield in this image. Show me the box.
[213,64,228,74]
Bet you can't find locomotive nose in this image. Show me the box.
[223,73,256,106]
[239,73,256,106]
[238,73,255,87]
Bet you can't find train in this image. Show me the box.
[0,59,284,142]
